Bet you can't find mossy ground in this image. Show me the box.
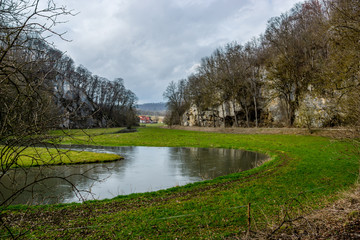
[1,127,358,239]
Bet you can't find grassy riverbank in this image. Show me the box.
[1,127,359,239]
[0,146,122,168]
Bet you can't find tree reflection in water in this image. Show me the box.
[0,146,268,205]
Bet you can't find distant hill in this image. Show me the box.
[136,102,167,116]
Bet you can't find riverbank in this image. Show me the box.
[1,127,358,239]
[1,146,123,168]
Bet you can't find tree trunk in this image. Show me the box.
[221,102,226,128]
[212,109,216,127]
[245,105,250,128]
[286,101,296,127]
[232,99,239,127]
[197,106,201,127]
[200,111,204,127]
[253,95,258,128]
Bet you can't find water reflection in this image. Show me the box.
[167,148,265,180]
[0,146,268,205]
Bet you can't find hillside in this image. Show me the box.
[136,102,167,116]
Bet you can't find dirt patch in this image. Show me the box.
[262,184,360,239]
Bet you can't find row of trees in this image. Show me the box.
[1,7,138,131]
[164,0,360,128]
[51,51,138,128]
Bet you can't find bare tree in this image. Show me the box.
[244,38,267,128]
[264,1,328,127]
[0,0,100,237]
[324,0,360,126]
[187,73,209,126]
[216,43,243,127]
[163,80,189,126]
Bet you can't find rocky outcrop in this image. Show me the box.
[54,81,107,129]
[182,93,336,128]
[295,94,340,128]
[182,101,242,127]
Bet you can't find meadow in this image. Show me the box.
[1,127,358,239]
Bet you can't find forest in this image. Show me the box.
[164,0,360,129]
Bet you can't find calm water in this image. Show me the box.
[0,146,268,205]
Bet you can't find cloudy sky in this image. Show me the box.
[51,0,301,104]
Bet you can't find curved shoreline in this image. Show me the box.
[2,127,358,239]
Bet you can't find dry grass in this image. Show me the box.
[260,183,360,239]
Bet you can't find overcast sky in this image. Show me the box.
[51,0,301,104]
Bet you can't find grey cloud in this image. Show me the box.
[52,0,300,103]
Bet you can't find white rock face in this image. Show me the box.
[55,80,107,129]
[182,102,240,127]
[295,94,339,128]
[183,105,221,127]
[182,93,336,128]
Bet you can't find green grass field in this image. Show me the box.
[19,148,122,167]
[50,127,125,137]
[1,127,359,239]
[0,146,122,168]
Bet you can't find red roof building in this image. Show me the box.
[139,116,153,124]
